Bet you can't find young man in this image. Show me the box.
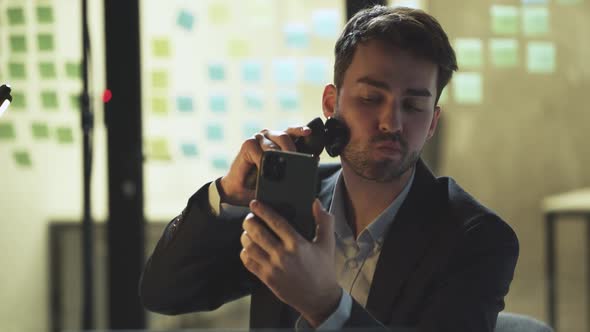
[140,6,518,331]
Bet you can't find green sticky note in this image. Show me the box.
[212,156,229,170]
[147,138,171,161]
[9,62,26,79]
[56,126,74,144]
[7,8,25,25]
[41,91,59,109]
[527,42,555,73]
[152,97,169,115]
[38,34,54,51]
[32,122,50,139]
[152,71,168,88]
[209,3,230,24]
[66,62,81,79]
[452,72,483,105]
[0,122,16,140]
[491,5,519,35]
[37,6,54,23]
[455,38,483,69]
[39,62,57,79]
[490,39,519,68]
[11,92,26,109]
[10,35,27,52]
[152,38,170,57]
[523,6,550,37]
[70,94,80,110]
[14,150,32,167]
[207,124,224,141]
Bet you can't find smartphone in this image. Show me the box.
[255,150,319,241]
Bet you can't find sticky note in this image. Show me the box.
[180,143,199,157]
[147,138,171,161]
[311,9,341,38]
[10,35,27,52]
[278,90,299,111]
[9,63,26,79]
[521,0,548,4]
[452,73,483,105]
[273,58,297,84]
[153,38,171,57]
[244,90,264,111]
[490,39,519,68]
[391,0,425,9]
[14,150,32,167]
[243,122,262,139]
[176,96,194,112]
[38,34,54,51]
[455,39,483,69]
[523,6,550,36]
[11,92,26,109]
[70,94,79,110]
[491,5,519,35]
[206,124,224,141]
[209,94,227,113]
[208,63,226,81]
[177,9,195,31]
[32,122,50,139]
[0,122,16,140]
[245,0,274,28]
[152,97,169,115]
[303,57,329,85]
[152,70,169,88]
[556,0,582,4]
[212,156,229,170]
[40,62,57,79]
[41,91,59,109]
[284,23,309,49]
[527,41,555,73]
[208,3,230,25]
[37,6,54,24]
[66,62,81,79]
[56,127,74,144]
[242,60,262,83]
[228,39,249,58]
[7,8,25,25]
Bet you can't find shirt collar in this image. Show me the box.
[329,167,415,249]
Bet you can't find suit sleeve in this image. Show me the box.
[339,214,518,332]
[139,182,257,315]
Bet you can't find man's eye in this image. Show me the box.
[403,103,424,112]
[360,96,381,104]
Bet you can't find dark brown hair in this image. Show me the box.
[334,6,458,103]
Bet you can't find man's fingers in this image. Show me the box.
[312,199,335,249]
[240,231,270,262]
[249,200,302,247]
[243,213,283,254]
[240,248,263,277]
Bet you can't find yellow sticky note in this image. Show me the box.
[527,42,555,73]
[455,38,483,70]
[152,97,169,115]
[152,38,171,57]
[452,72,483,105]
[38,34,55,51]
[228,39,249,58]
[209,3,230,25]
[490,39,519,68]
[152,71,169,88]
[523,6,550,37]
[491,5,519,35]
[14,150,32,167]
[146,138,172,161]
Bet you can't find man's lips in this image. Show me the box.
[374,141,403,151]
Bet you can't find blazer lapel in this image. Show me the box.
[366,159,448,324]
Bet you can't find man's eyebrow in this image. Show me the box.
[356,76,433,97]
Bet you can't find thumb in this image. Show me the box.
[312,199,335,249]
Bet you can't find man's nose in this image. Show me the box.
[378,101,403,133]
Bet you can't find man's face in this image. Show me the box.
[324,40,440,182]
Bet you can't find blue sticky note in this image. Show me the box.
[241,60,262,82]
[180,142,199,157]
[273,58,297,84]
[244,90,264,111]
[176,96,194,112]
[304,57,329,85]
[209,93,227,113]
[284,23,309,49]
[207,124,224,141]
[208,63,226,81]
[243,121,262,139]
[312,9,340,38]
[177,10,195,31]
[278,90,299,111]
[212,156,230,170]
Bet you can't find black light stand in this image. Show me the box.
[80,0,94,329]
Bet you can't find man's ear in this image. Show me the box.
[322,84,337,119]
[427,105,441,140]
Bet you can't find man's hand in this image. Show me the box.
[240,199,342,327]
[219,127,312,206]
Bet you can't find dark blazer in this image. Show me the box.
[140,159,519,331]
